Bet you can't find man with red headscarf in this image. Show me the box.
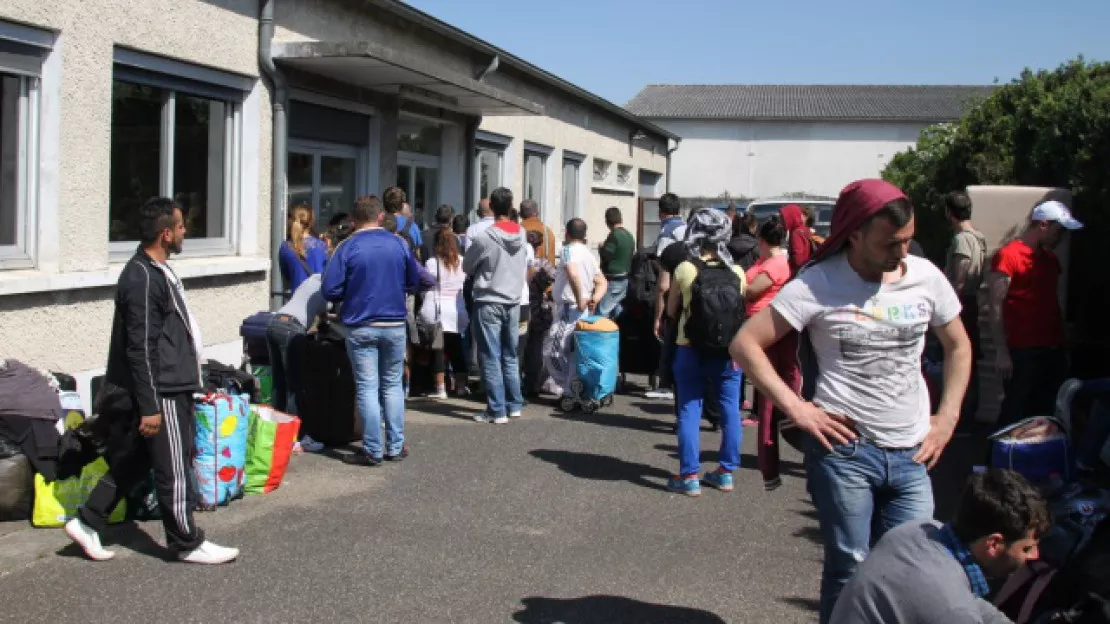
[731,179,972,623]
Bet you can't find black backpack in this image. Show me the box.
[684,259,745,355]
[627,248,660,306]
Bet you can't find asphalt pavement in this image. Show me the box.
[0,382,835,623]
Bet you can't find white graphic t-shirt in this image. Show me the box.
[771,253,961,448]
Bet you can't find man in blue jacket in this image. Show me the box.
[323,195,432,466]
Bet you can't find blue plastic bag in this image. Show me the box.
[574,316,620,401]
[194,393,249,506]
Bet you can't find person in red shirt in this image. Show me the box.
[780,204,814,277]
[987,200,1083,427]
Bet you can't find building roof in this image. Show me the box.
[369,0,679,140]
[625,84,996,122]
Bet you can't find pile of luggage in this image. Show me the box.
[988,378,1110,623]
[0,356,303,528]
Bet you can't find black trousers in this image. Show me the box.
[432,332,467,375]
[998,347,1068,428]
[79,393,204,552]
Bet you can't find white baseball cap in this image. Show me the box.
[1031,200,1084,230]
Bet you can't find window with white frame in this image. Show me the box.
[473,131,510,210]
[108,50,249,256]
[0,32,48,269]
[593,158,611,183]
[562,154,582,220]
[617,164,633,187]
[524,150,546,202]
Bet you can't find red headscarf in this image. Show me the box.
[809,179,909,266]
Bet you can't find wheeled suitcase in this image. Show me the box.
[297,327,361,447]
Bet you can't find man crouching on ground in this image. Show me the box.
[831,468,1048,623]
[67,197,238,564]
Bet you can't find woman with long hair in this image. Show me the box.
[664,208,747,497]
[279,204,327,294]
[420,228,469,398]
[744,216,795,491]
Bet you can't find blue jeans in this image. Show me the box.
[673,346,742,476]
[596,277,628,319]
[474,302,524,418]
[804,435,934,624]
[346,325,407,458]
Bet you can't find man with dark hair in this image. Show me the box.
[655,192,684,253]
[68,197,238,565]
[463,188,528,423]
[597,207,635,318]
[382,186,422,253]
[421,204,455,262]
[465,198,494,252]
[520,199,556,265]
[944,191,987,427]
[832,468,1049,623]
[452,214,469,250]
[324,195,431,466]
[732,179,971,623]
[988,200,1082,428]
[546,218,608,397]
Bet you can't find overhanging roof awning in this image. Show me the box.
[272,41,543,117]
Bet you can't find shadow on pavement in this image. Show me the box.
[628,401,675,416]
[512,595,727,624]
[529,450,671,492]
[778,596,821,613]
[651,444,806,478]
[550,410,673,434]
[56,521,174,562]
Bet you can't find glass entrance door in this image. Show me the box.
[287,141,362,228]
[396,158,439,229]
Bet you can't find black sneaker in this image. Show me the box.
[342,452,382,467]
[384,445,410,462]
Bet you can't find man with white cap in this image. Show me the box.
[987,199,1083,427]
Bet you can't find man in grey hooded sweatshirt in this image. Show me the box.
[463,187,527,424]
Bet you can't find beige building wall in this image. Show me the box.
[479,111,667,251]
[0,0,272,389]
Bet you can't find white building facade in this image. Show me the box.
[0,0,671,407]
[626,84,993,200]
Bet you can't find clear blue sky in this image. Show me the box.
[406,0,1110,106]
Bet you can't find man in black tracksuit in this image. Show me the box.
[66,197,238,564]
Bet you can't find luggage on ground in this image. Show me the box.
[31,404,125,527]
[0,436,33,521]
[193,392,249,507]
[245,406,300,495]
[240,311,273,365]
[203,360,259,403]
[559,316,619,414]
[298,329,360,447]
[990,416,1075,485]
[684,259,746,356]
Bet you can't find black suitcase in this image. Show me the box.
[298,328,361,447]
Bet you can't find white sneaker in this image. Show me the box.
[473,414,489,424]
[493,416,509,425]
[299,435,325,453]
[427,388,448,400]
[64,518,115,561]
[509,410,522,419]
[178,540,239,565]
[644,388,674,400]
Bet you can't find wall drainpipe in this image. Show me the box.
[665,138,681,193]
[259,0,288,310]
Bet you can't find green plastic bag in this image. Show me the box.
[253,365,273,405]
[245,406,300,495]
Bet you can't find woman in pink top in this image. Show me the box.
[745,218,791,314]
[744,217,796,491]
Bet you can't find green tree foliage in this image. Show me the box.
[883,57,1110,350]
